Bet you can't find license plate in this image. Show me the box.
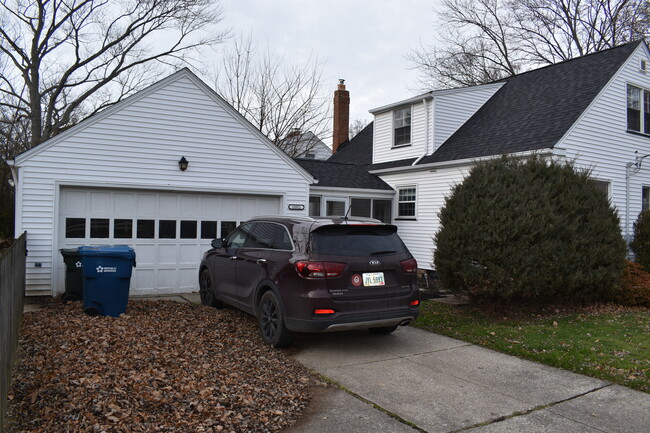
[363,272,385,286]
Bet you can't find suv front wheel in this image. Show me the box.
[258,291,292,348]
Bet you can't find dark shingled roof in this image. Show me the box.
[419,40,643,165]
[330,40,643,171]
[294,158,393,190]
[328,122,374,165]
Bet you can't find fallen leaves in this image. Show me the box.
[8,300,318,432]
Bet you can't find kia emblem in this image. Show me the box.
[369,260,381,266]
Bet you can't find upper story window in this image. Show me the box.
[393,107,411,147]
[627,85,650,134]
[397,187,416,219]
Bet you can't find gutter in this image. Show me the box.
[369,148,555,175]
[6,159,18,187]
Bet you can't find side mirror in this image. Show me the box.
[211,238,224,249]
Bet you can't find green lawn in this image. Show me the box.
[413,300,650,393]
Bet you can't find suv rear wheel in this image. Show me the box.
[199,269,224,309]
[258,291,292,348]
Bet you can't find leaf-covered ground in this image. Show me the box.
[8,300,318,432]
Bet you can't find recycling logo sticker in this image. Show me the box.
[75,261,82,268]
[96,265,117,273]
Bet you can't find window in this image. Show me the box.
[627,85,650,134]
[325,199,346,216]
[180,220,197,239]
[201,221,217,239]
[228,223,254,248]
[397,187,416,218]
[114,219,133,238]
[643,187,650,212]
[221,221,237,239]
[309,196,321,216]
[350,198,371,218]
[137,220,155,239]
[66,218,85,238]
[246,222,293,250]
[159,220,176,239]
[90,218,109,238]
[393,107,411,146]
[591,180,610,198]
[373,200,392,223]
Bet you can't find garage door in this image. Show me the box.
[57,187,281,294]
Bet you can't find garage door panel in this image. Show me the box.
[179,244,200,265]
[159,195,178,217]
[158,244,178,265]
[201,197,220,215]
[114,193,134,213]
[134,244,156,266]
[137,194,156,215]
[156,269,179,289]
[90,192,112,214]
[58,187,282,295]
[180,196,199,217]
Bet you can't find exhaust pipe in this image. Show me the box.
[399,319,411,326]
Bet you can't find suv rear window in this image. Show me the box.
[310,225,408,256]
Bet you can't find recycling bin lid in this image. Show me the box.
[60,248,80,256]
[78,245,136,259]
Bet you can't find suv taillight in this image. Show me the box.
[295,261,346,278]
[400,258,417,273]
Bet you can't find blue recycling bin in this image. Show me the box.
[78,245,136,317]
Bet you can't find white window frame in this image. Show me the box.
[396,186,417,220]
[591,179,611,199]
[393,106,412,148]
[627,84,650,135]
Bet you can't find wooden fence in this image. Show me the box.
[0,233,26,433]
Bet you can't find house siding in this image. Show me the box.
[433,84,503,153]
[373,102,429,164]
[14,73,311,295]
[556,43,650,238]
[380,166,469,270]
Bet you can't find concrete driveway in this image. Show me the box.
[287,326,650,433]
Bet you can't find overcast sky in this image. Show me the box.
[217,0,439,138]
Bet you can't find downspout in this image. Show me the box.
[411,97,431,166]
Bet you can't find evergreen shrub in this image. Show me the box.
[434,156,626,303]
[629,210,650,272]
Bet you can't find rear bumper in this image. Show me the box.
[285,307,419,333]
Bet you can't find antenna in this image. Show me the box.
[343,204,351,221]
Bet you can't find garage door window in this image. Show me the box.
[180,220,197,239]
[201,221,217,239]
[90,218,109,238]
[137,220,155,238]
[159,220,176,239]
[66,218,86,238]
[221,221,237,239]
[114,219,133,238]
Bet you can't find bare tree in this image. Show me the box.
[349,118,369,140]
[215,33,331,158]
[0,0,227,149]
[0,0,226,237]
[410,0,648,89]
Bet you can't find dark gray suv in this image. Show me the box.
[199,216,420,347]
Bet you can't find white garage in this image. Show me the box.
[9,69,313,296]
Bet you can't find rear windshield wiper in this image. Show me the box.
[370,250,397,255]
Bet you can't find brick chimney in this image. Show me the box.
[332,79,349,153]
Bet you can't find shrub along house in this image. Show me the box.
[305,40,650,272]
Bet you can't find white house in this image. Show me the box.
[308,40,650,271]
[9,69,313,296]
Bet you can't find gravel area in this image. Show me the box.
[7,300,319,432]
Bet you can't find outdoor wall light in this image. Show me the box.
[178,156,189,171]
